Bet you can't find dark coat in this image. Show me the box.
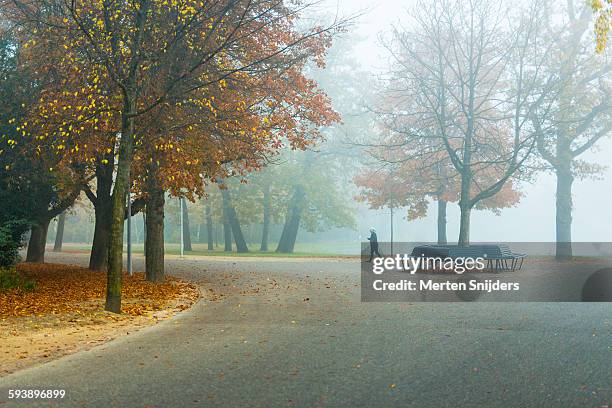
[368,231,378,248]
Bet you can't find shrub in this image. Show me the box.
[21,279,37,292]
[0,219,30,268]
[0,266,36,292]
[0,267,21,291]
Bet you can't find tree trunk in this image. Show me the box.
[181,199,193,252]
[458,205,471,247]
[145,183,165,282]
[106,106,135,313]
[276,186,305,253]
[260,184,271,251]
[458,173,472,246]
[228,206,249,253]
[206,203,214,250]
[88,159,114,271]
[437,199,447,245]
[222,198,233,252]
[221,188,249,253]
[53,212,66,252]
[89,197,112,271]
[26,218,51,263]
[555,164,574,260]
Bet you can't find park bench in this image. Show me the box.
[476,244,526,272]
[411,244,526,272]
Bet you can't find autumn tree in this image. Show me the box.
[0,21,85,264]
[130,30,340,273]
[593,0,611,52]
[23,169,83,263]
[355,157,522,245]
[219,181,249,252]
[0,23,33,265]
[268,34,373,253]
[355,161,452,245]
[240,165,288,251]
[275,150,356,253]
[375,0,552,245]
[534,1,610,259]
[7,0,346,311]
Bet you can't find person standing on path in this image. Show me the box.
[367,227,382,262]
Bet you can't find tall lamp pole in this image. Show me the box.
[180,197,184,258]
[390,205,394,256]
[127,176,132,276]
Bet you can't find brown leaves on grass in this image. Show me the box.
[0,263,199,317]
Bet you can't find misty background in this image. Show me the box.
[45,0,612,253]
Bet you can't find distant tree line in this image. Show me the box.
[356,0,610,258]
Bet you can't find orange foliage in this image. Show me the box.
[0,264,198,317]
[7,0,340,201]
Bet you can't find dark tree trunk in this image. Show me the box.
[221,188,249,253]
[223,199,233,252]
[228,206,249,253]
[106,104,135,313]
[181,199,193,252]
[53,212,66,252]
[89,198,112,271]
[26,218,51,263]
[458,174,472,247]
[145,178,165,282]
[206,203,214,250]
[88,158,114,271]
[276,186,305,253]
[24,180,79,264]
[458,204,471,247]
[437,199,447,245]
[555,164,574,260]
[458,106,474,247]
[260,184,271,251]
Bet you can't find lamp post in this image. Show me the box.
[390,205,394,256]
[127,175,133,276]
[180,197,184,258]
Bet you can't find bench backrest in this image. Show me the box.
[448,247,489,258]
[411,244,506,259]
[498,244,515,257]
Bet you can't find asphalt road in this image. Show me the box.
[0,253,610,407]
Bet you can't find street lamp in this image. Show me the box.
[127,175,133,276]
[390,205,394,256]
[179,196,184,258]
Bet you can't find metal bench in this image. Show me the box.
[411,244,526,272]
[466,244,526,272]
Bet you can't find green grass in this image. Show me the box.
[54,242,360,258]
[164,249,350,258]
[0,267,36,292]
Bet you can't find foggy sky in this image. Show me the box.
[324,0,612,243]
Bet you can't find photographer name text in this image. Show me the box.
[372,279,520,292]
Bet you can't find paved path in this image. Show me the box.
[0,253,610,407]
